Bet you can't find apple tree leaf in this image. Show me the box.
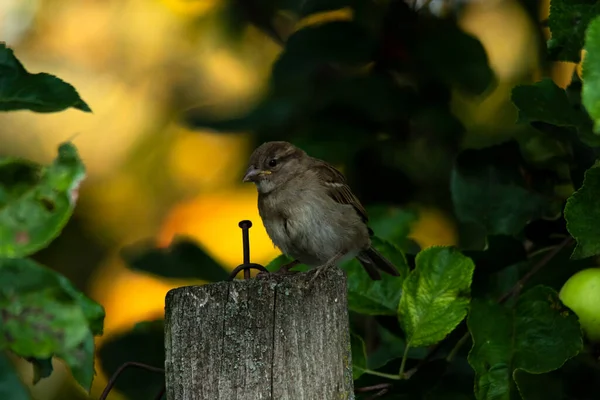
[468,285,582,400]
[0,142,86,258]
[0,257,105,392]
[0,43,91,113]
[398,246,474,348]
[565,161,600,259]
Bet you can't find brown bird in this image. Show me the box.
[242,141,400,280]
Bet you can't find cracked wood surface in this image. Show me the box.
[164,266,354,400]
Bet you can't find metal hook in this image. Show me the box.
[228,220,269,280]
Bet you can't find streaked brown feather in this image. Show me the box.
[311,162,370,229]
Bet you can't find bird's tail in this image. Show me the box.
[357,246,401,281]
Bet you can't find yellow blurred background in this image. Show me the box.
[0,0,582,398]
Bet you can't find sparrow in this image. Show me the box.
[242,141,400,281]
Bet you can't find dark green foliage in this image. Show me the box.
[121,237,231,281]
[4,2,600,400]
[0,44,103,395]
[0,43,91,113]
[98,321,165,400]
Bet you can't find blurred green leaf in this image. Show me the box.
[284,114,373,163]
[280,0,354,17]
[512,78,589,127]
[451,141,547,237]
[416,22,494,95]
[468,285,583,400]
[516,128,574,167]
[319,74,417,123]
[398,246,474,348]
[342,237,409,316]
[350,332,367,380]
[564,161,600,259]
[98,320,165,400]
[265,254,310,273]
[547,0,600,62]
[122,236,230,282]
[271,21,376,89]
[184,96,298,133]
[0,257,104,392]
[0,43,91,113]
[582,15,600,134]
[0,142,86,258]
[367,205,419,253]
[0,352,30,400]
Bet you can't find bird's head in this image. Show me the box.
[243,141,307,193]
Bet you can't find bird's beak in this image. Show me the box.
[243,166,262,182]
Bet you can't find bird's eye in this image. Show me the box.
[268,159,277,167]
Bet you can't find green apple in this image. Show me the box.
[559,268,600,342]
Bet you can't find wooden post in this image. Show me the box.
[164,266,354,400]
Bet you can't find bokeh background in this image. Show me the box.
[0,0,583,398]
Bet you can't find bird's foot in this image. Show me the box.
[309,262,338,285]
[256,259,301,279]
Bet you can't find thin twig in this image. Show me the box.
[98,362,165,400]
[445,332,470,363]
[366,388,390,400]
[355,383,393,393]
[498,237,573,304]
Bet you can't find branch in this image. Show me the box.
[497,237,574,304]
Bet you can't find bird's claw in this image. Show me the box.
[256,268,300,279]
[309,263,336,285]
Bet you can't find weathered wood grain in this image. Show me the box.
[164,266,354,400]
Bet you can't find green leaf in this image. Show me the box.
[512,78,589,127]
[184,95,298,133]
[319,74,417,123]
[450,141,548,237]
[0,142,86,258]
[582,15,600,134]
[121,236,231,282]
[0,43,91,113]
[280,0,354,17]
[0,352,30,400]
[271,21,376,89]
[0,257,105,392]
[564,161,600,259]
[343,237,409,316]
[416,22,494,95]
[265,254,310,273]
[350,332,367,380]
[548,0,600,62]
[468,285,583,400]
[398,246,474,348]
[367,205,419,253]
[98,320,164,400]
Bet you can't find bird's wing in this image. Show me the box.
[311,161,369,225]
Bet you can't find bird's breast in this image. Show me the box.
[258,189,364,265]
